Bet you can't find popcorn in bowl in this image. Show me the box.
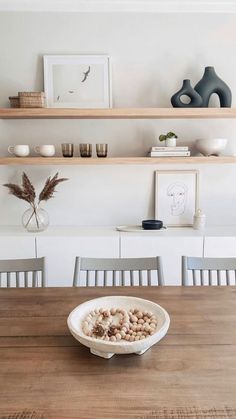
[67,296,170,359]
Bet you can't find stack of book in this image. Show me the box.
[148,146,190,157]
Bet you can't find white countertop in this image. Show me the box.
[0,225,119,237]
[1,225,236,237]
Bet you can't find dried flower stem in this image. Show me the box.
[38,172,68,203]
[24,203,40,229]
[3,172,68,230]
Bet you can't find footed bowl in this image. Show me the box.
[195,138,227,156]
[67,295,170,359]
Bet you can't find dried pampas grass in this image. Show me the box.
[3,172,68,206]
[39,172,68,203]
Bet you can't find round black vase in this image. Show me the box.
[171,79,203,108]
[194,66,232,107]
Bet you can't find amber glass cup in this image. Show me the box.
[80,144,92,158]
[61,143,74,157]
[96,144,108,158]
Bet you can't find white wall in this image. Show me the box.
[0,12,236,227]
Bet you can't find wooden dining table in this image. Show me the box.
[0,286,236,419]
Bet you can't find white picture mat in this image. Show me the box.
[44,55,112,108]
[155,170,199,226]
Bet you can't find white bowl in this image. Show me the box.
[195,138,228,156]
[67,296,170,359]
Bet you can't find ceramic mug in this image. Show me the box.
[34,145,55,157]
[8,145,30,157]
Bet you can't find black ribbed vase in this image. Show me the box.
[171,79,203,108]
[194,66,232,107]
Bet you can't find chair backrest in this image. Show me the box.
[73,256,164,287]
[0,257,46,288]
[182,256,236,286]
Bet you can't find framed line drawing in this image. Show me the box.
[44,55,112,108]
[155,170,199,226]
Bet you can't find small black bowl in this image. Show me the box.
[142,219,163,230]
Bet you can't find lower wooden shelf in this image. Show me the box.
[0,156,236,165]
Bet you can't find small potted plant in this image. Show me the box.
[159,132,178,147]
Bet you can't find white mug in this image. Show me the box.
[8,145,30,157]
[34,145,55,157]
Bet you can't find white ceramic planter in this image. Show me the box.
[165,137,176,147]
[67,295,170,359]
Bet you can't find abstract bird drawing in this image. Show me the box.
[82,66,91,82]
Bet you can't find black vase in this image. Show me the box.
[194,66,232,107]
[171,79,203,108]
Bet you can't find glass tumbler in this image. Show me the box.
[61,143,74,157]
[80,144,92,157]
[96,144,108,158]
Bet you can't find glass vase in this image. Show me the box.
[22,205,49,232]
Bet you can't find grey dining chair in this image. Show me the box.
[0,257,46,288]
[182,256,236,286]
[73,256,164,287]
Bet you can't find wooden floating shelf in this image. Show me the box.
[1,157,236,165]
[0,107,236,119]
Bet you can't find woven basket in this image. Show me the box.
[19,92,45,108]
[9,96,20,108]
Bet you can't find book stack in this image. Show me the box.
[148,146,190,157]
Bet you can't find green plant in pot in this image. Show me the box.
[159,132,178,147]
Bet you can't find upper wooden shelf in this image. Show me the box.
[1,156,236,165]
[0,107,236,119]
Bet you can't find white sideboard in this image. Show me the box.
[204,227,236,257]
[120,230,203,286]
[1,226,236,286]
[0,228,36,259]
[36,228,120,286]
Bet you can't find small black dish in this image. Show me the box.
[142,219,163,230]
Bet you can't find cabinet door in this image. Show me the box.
[204,237,236,257]
[36,234,120,287]
[0,236,36,259]
[203,236,236,285]
[120,233,203,285]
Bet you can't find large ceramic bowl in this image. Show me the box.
[195,138,228,156]
[67,296,170,359]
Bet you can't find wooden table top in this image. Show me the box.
[0,286,236,418]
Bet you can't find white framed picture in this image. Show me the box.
[43,55,112,108]
[155,170,199,227]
